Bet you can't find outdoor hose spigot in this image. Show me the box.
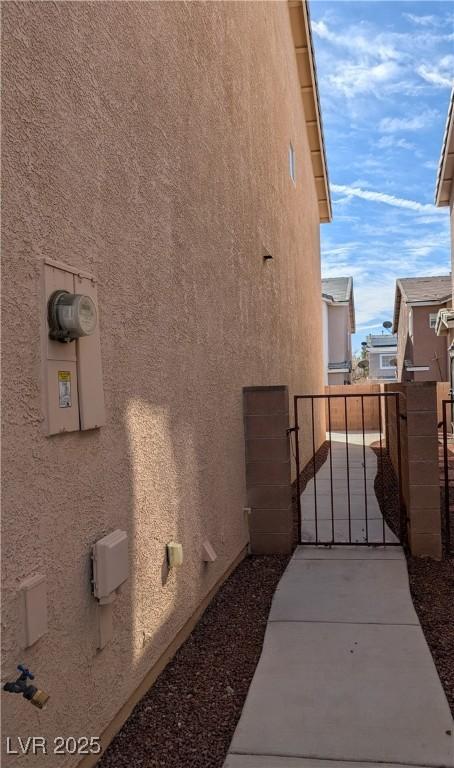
[3,665,49,709]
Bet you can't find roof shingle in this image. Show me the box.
[397,275,451,303]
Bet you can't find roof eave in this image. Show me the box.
[288,0,332,224]
[392,282,402,334]
[407,295,452,306]
[348,276,355,333]
[435,88,454,208]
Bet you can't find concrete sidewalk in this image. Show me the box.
[225,431,452,767]
[301,431,397,545]
[224,546,453,768]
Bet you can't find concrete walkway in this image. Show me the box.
[224,435,454,768]
[301,431,397,545]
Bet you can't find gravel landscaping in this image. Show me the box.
[99,555,290,768]
[372,445,454,717]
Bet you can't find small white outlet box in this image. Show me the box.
[167,541,183,568]
[21,574,47,647]
[92,530,128,603]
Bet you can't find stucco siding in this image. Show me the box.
[2,1,325,762]
[412,304,448,381]
[322,300,329,386]
[328,305,349,363]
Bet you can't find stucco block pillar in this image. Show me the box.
[406,382,442,559]
[243,386,293,554]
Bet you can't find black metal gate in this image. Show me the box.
[293,392,404,547]
[441,399,453,557]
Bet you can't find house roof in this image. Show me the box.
[393,275,452,332]
[367,334,397,350]
[435,88,454,207]
[321,276,355,332]
[328,361,352,371]
[288,1,332,223]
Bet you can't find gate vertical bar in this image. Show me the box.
[344,396,351,543]
[378,390,385,543]
[311,397,318,544]
[395,393,405,547]
[294,396,302,544]
[328,396,334,543]
[443,399,451,555]
[361,395,369,543]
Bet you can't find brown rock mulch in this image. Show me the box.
[98,554,290,768]
[371,445,454,717]
[406,556,454,715]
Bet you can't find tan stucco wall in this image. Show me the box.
[328,305,349,363]
[2,1,325,762]
[450,192,454,355]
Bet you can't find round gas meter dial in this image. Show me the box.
[48,290,97,342]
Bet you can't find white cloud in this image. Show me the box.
[378,110,438,133]
[331,184,443,214]
[311,13,453,108]
[417,57,454,88]
[311,19,401,61]
[423,160,438,170]
[403,13,440,27]
[329,61,400,98]
[403,231,450,258]
[376,136,416,151]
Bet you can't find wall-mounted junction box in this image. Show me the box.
[92,530,129,605]
[20,574,48,647]
[42,258,105,435]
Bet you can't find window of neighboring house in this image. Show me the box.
[288,143,296,183]
[429,313,437,329]
[380,354,396,369]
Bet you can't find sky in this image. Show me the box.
[310,0,453,351]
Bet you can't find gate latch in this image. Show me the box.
[286,426,299,435]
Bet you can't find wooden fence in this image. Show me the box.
[324,384,382,431]
[437,381,450,426]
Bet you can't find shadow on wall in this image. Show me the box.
[2,379,248,767]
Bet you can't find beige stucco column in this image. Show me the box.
[405,382,442,558]
[243,386,293,554]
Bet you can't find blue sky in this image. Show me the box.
[310,1,453,351]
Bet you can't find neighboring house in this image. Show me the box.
[2,1,330,760]
[366,334,398,381]
[435,90,454,389]
[392,276,451,382]
[321,276,355,384]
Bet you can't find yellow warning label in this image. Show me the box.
[58,371,72,408]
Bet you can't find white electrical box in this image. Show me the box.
[21,574,48,647]
[92,530,128,604]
